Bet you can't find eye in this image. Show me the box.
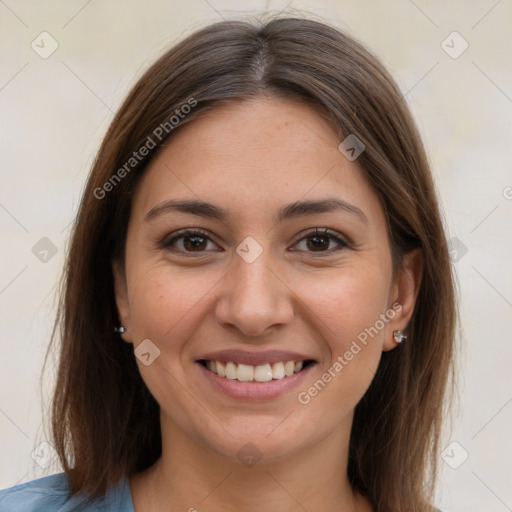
[161,229,220,254]
[292,228,350,254]
[161,228,350,256]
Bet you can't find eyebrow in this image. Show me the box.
[144,197,367,224]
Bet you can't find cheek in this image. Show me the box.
[293,268,389,418]
[126,261,221,346]
[293,261,391,371]
[125,264,220,420]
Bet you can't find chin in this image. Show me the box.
[196,417,311,466]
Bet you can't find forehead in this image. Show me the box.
[131,97,381,225]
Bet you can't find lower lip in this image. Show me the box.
[196,362,316,401]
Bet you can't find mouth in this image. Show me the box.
[197,358,316,383]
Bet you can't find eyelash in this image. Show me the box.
[160,228,351,256]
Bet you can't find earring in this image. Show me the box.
[114,325,126,334]
[393,330,407,343]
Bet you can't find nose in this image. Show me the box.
[214,249,294,338]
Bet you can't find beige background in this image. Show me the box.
[1,1,511,511]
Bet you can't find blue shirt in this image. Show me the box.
[0,472,444,511]
[0,472,135,511]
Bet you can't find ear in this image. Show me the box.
[382,248,423,352]
[112,259,133,344]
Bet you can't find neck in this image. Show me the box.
[130,411,373,512]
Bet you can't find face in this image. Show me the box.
[113,97,420,464]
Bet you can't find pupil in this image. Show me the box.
[307,235,328,251]
[185,236,206,251]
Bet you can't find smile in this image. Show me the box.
[199,359,314,382]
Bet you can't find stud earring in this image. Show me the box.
[393,330,407,343]
[114,326,126,334]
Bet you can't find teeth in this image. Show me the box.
[284,361,295,377]
[225,362,237,380]
[216,361,226,377]
[272,362,285,379]
[237,363,254,382]
[254,363,273,382]
[204,359,308,382]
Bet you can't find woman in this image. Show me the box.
[0,15,455,512]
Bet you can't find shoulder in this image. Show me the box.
[0,473,74,512]
[0,472,135,512]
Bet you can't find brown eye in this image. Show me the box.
[292,229,350,254]
[162,229,218,253]
[306,234,330,251]
[161,228,350,256]
[182,234,208,251]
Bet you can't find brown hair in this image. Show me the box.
[43,14,457,512]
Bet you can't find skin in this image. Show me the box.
[113,96,423,512]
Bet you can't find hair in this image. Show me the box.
[42,14,457,512]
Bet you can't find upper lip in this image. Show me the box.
[197,349,315,366]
